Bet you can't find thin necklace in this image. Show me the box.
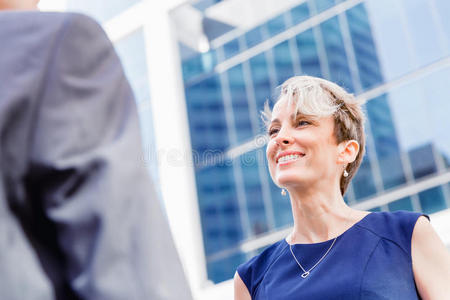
[288,209,353,279]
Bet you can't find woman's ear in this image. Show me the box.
[337,140,359,164]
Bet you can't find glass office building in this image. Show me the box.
[176,0,450,283]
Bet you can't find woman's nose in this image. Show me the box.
[275,129,294,146]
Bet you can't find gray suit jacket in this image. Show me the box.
[0,11,192,300]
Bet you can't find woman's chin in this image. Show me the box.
[276,174,310,188]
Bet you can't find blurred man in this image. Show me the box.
[0,2,192,300]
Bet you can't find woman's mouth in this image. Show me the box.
[276,152,305,165]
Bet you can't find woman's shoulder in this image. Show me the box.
[237,239,287,276]
[236,240,287,295]
[357,210,429,234]
[355,210,429,255]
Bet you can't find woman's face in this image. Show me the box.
[266,98,343,190]
[0,0,40,10]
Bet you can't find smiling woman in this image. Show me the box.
[234,76,450,300]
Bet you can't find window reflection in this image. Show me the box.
[387,70,450,181]
[296,29,323,77]
[346,3,383,90]
[388,196,414,212]
[207,252,247,284]
[409,144,438,180]
[273,41,295,85]
[364,0,414,80]
[434,0,450,47]
[185,76,229,160]
[239,150,269,236]
[223,38,241,60]
[366,95,406,189]
[260,145,293,228]
[196,164,243,256]
[419,68,450,170]
[402,0,447,68]
[419,186,446,214]
[182,50,216,83]
[320,16,354,92]
[227,65,254,143]
[245,25,264,49]
[266,13,287,37]
[249,52,273,115]
[290,2,310,25]
[352,156,377,200]
[312,0,335,14]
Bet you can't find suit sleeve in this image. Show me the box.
[26,13,192,300]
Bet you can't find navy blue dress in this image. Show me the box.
[237,211,428,299]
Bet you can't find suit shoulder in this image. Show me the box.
[0,11,66,37]
[21,11,105,38]
[236,240,286,296]
[0,11,105,45]
[28,11,101,29]
[59,12,112,51]
[63,12,105,32]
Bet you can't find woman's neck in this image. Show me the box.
[286,186,361,244]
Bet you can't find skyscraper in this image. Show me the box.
[174,0,450,287]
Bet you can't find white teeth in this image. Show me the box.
[278,154,300,163]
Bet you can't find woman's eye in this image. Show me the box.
[268,128,279,136]
[297,120,310,127]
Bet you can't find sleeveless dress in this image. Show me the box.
[237,211,428,299]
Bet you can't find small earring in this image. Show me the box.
[343,170,349,178]
[281,188,287,196]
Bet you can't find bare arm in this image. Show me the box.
[412,216,450,299]
[234,272,251,300]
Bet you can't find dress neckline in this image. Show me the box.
[284,211,373,246]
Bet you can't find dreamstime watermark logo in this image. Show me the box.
[254,134,268,148]
[141,134,269,169]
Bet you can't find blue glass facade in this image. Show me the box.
[178,0,450,283]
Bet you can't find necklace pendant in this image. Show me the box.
[301,271,310,278]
